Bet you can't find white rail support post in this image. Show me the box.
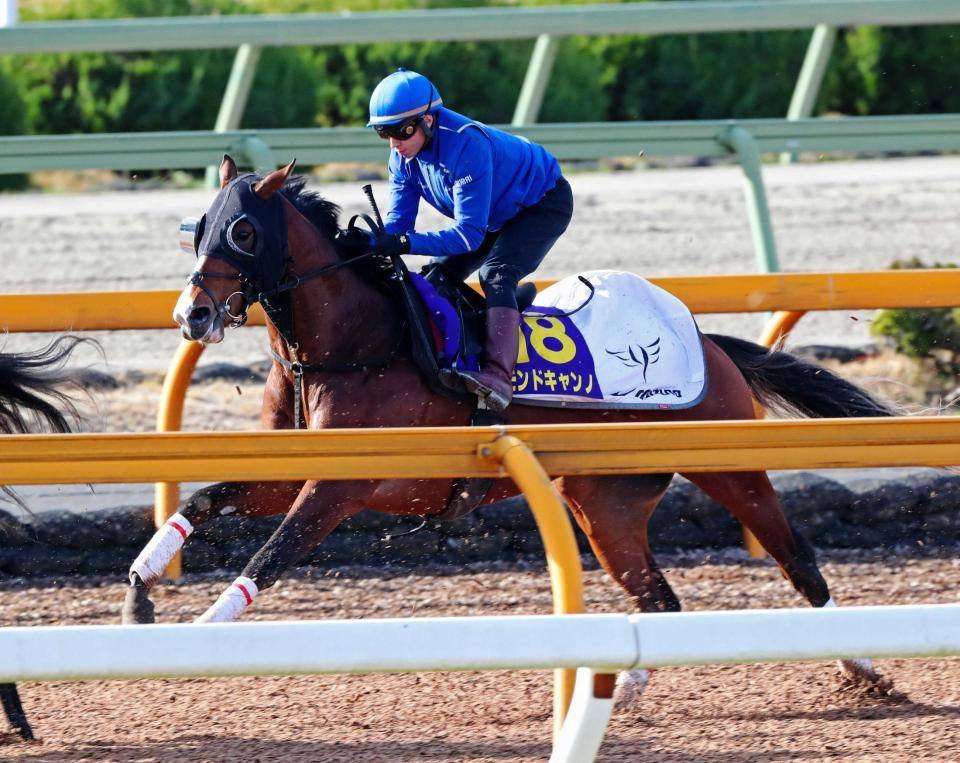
[0,0,16,27]
[205,43,262,187]
[550,668,616,763]
[512,34,560,126]
[719,125,780,273]
[781,23,837,164]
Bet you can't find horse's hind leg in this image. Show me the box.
[558,474,679,612]
[685,471,830,604]
[685,470,882,683]
[122,480,303,624]
[556,473,677,705]
[0,684,33,740]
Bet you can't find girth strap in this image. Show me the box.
[433,406,504,522]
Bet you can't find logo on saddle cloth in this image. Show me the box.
[514,306,602,399]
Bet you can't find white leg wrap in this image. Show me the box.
[823,598,875,674]
[195,576,258,623]
[129,513,194,587]
[613,669,653,709]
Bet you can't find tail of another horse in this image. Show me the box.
[708,333,895,419]
[0,336,88,435]
[0,338,89,743]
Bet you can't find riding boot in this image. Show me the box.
[457,306,520,413]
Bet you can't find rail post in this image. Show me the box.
[718,125,780,273]
[154,338,205,577]
[512,34,560,126]
[205,43,262,188]
[485,435,587,740]
[781,24,837,164]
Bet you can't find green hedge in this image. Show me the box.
[0,67,27,188]
[2,0,960,138]
[872,259,960,362]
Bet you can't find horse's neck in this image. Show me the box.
[270,214,399,366]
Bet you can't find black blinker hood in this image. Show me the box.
[196,173,289,294]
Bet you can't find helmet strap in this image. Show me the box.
[418,115,434,145]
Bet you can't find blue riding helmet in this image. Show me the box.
[367,68,442,128]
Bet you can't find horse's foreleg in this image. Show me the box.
[556,474,675,707]
[122,480,303,624]
[195,479,371,623]
[685,470,883,685]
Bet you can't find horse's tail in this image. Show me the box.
[0,336,88,435]
[707,333,895,419]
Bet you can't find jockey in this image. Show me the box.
[367,68,573,413]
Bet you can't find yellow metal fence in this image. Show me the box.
[4,270,960,725]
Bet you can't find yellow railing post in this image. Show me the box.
[759,309,806,349]
[485,435,585,740]
[154,338,205,578]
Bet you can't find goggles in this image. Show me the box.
[373,117,422,141]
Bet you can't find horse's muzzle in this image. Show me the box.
[174,299,224,344]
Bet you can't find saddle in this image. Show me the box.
[411,261,538,395]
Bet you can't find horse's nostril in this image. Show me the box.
[188,306,211,325]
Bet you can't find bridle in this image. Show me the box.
[187,267,256,330]
[185,179,405,428]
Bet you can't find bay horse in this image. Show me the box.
[123,157,893,700]
[0,336,85,740]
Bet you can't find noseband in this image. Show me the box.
[188,268,256,329]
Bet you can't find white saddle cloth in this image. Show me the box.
[513,270,706,410]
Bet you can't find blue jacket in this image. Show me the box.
[384,107,561,257]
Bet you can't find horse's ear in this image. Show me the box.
[253,159,297,201]
[219,155,238,189]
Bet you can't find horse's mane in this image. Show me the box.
[280,176,341,243]
[280,174,390,283]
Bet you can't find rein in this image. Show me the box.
[188,207,403,429]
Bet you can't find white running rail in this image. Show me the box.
[1,605,957,762]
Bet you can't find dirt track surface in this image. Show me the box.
[0,552,957,762]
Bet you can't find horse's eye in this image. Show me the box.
[227,218,257,255]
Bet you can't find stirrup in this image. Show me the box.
[460,376,511,413]
[438,367,471,395]
[439,367,511,413]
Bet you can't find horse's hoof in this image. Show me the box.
[836,659,905,700]
[11,717,33,741]
[613,668,653,710]
[838,658,878,682]
[121,584,155,624]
